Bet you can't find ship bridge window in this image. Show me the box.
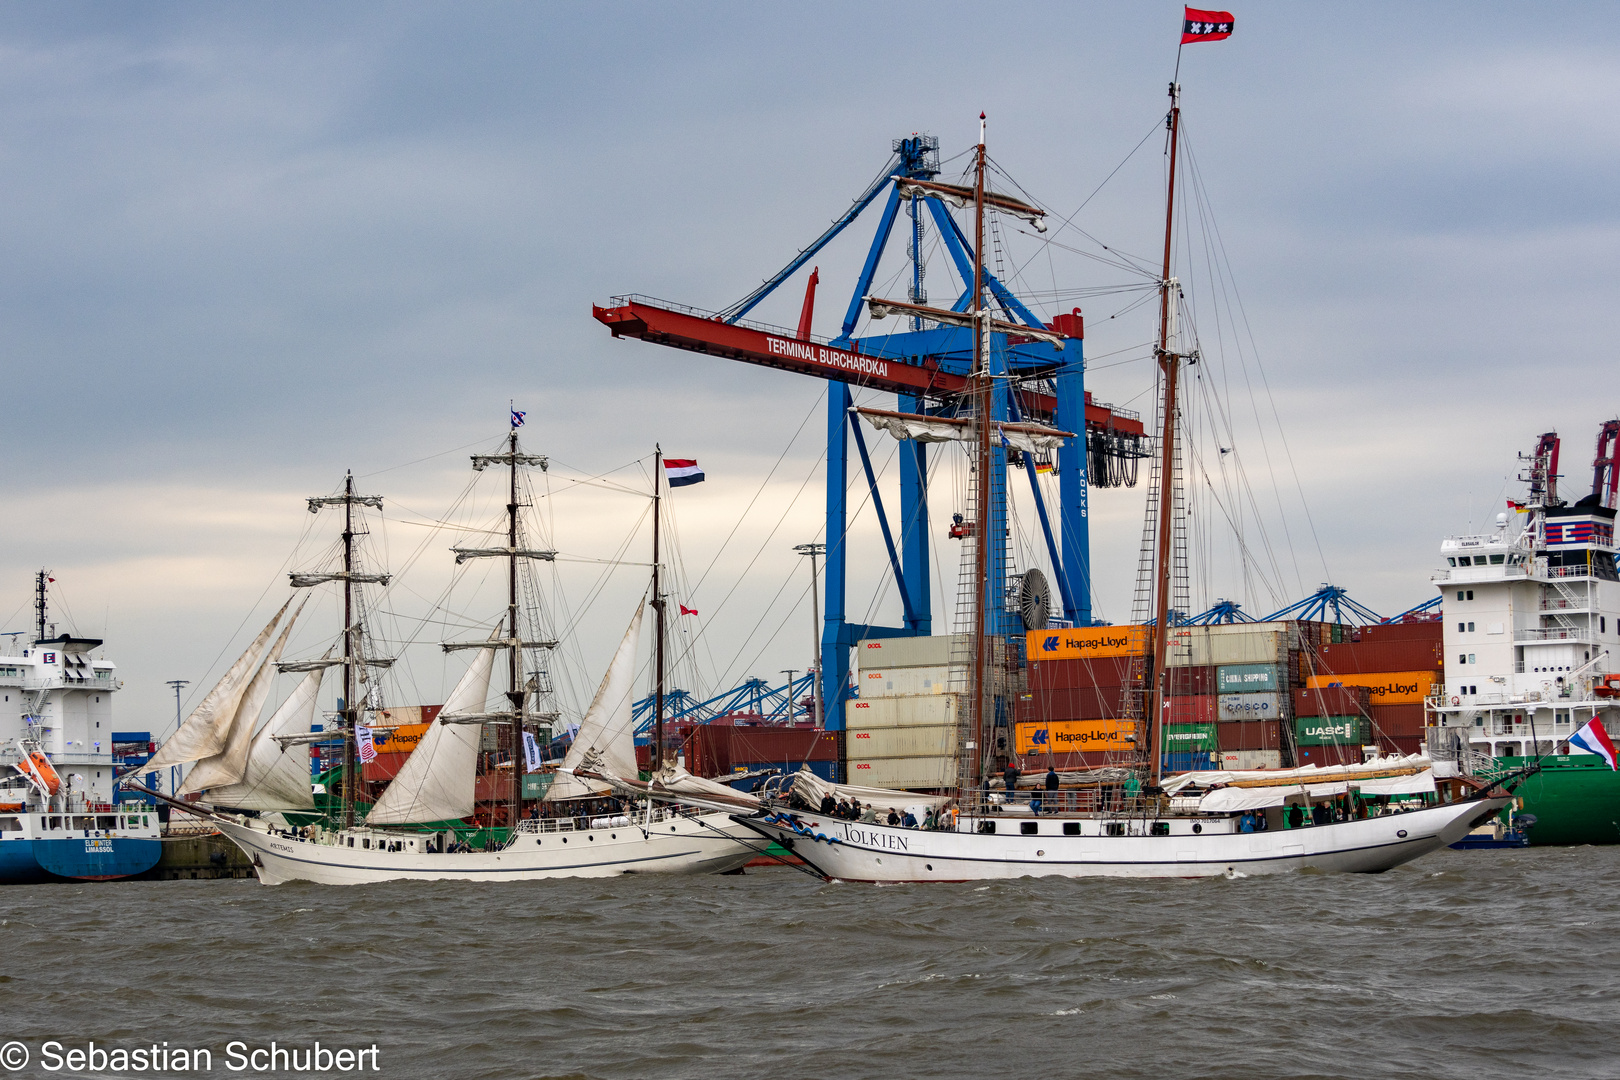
[1490,554,1505,564]
[1457,591,1465,601]
[1457,557,1470,566]
[1468,622,1475,632]
[1448,558,1457,566]
[0,817,18,832]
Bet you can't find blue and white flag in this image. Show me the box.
[355,724,377,764]
[522,730,542,773]
[511,408,526,429]
[664,458,705,487]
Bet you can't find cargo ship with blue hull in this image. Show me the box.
[1428,426,1620,845]
[0,574,161,882]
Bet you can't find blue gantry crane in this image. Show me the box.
[596,134,1148,726]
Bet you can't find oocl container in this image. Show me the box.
[847,755,956,790]
[847,725,958,759]
[857,665,951,698]
[1218,749,1283,770]
[856,634,966,671]
[846,694,959,729]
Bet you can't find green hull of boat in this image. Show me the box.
[1492,755,1620,846]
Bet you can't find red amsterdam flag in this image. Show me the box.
[1182,7,1234,43]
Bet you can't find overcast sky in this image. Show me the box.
[1,2,1616,733]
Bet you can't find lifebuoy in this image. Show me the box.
[1451,695,1460,706]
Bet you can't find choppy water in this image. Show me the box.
[2,847,1617,1080]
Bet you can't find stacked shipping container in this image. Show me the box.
[1298,621,1442,763]
[845,636,962,790]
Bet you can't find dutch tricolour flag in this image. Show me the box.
[1569,717,1617,770]
[664,458,705,488]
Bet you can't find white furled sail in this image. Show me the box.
[147,599,292,771]
[365,635,498,825]
[854,407,1073,455]
[203,648,330,811]
[180,598,306,796]
[546,600,646,802]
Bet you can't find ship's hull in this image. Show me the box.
[1498,755,1620,846]
[0,813,163,884]
[215,812,768,885]
[739,798,1508,882]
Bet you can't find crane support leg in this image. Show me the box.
[898,392,931,634]
[1056,337,1091,625]
[848,407,917,627]
[837,186,905,342]
[823,382,852,728]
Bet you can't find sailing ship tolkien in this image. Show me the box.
[604,94,1522,880]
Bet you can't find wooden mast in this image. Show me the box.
[652,446,666,772]
[1146,82,1184,790]
[505,428,524,829]
[971,114,992,791]
[341,471,358,828]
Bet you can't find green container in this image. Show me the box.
[1162,722,1218,752]
[522,772,554,799]
[1294,716,1370,745]
[1217,663,1280,693]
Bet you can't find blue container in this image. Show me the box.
[1161,752,1218,773]
[723,759,837,791]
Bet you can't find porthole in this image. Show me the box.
[1036,850,1045,857]
[611,833,617,839]
[671,826,677,832]
[562,836,568,843]
[926,864,933,871]
[588,835,594,841]
[1192,823,1202,834]
[1397,829,1408,838]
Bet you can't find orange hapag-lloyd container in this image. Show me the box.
[1305,670,1433,705]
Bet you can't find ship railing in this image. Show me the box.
[1514,627,1595,643]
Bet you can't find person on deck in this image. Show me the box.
[860,804,877,823]
[820,793,837,816]
[901,809,918,828]
[887,808,901,826]
[1004,761,1022,803]
[1045,766,1061,811]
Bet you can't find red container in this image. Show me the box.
[1021,685,1135,722]
[475,773,513,804]
[1292,685,1371,718]
[729,727,839,764]
[1166,695,1216,725]
[1294,743,1363,767]
[1217,720,1281,751]
[1375,735,1426,757]
[1162,665,1219,696]
[1369,703,1427,737]
[1353,622,1443,645]
[361,752,412,783]
[1028,656,1137,691]
[1318,639,1443,675]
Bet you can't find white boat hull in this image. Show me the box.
[739,797,1510,882]
[215,812,769,886]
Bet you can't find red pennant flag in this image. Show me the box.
[1182,7,1234,43]
[679,605,698,617]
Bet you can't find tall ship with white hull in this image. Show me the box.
[1428,426,1620,845]
[608,91,1513,880]
[139,431,767,884]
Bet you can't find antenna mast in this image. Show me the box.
[34,570,48,643]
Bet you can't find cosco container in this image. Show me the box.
[1217,692,1280,721]
[846,694,958,730]
[847,755,956,790]
[1216,663,1281,693]
[857,665,951,698]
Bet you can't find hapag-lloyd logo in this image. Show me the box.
[1369,681,1420,698]
[1043,633,1134,653]
[766,335,890,379]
